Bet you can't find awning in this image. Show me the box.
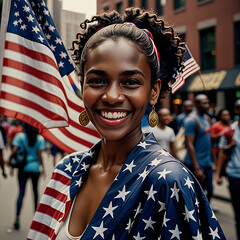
[178,68,240,92]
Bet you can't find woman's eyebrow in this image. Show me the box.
[86,69,107,76]
[119,70,145,77]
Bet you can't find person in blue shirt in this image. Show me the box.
[184,94,213,202]
[10,122,46,230]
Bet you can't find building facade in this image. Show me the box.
[96,0,240,116]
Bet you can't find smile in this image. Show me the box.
[100,111,127,119]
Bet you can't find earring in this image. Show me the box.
[148,105,158,128]
[79,110,90,126]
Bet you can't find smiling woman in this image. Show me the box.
[28,7,226,240]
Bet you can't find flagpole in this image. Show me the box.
[0,0,11,87]
[198,69,208,94]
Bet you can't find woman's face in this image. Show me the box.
[82,38,159,141]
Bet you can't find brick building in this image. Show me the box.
[96,0,240,116]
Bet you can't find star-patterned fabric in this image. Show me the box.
[27,133,226,240]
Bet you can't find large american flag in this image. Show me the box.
[0,0,100,153]
[171,45,200,94]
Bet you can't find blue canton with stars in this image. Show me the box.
[29,133,226,240]
[7,0,74,77]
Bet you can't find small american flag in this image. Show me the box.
[171,45,200,94]
[0,0,100,153]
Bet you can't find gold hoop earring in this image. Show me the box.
[148,105,158,128]
[78,110,90,126]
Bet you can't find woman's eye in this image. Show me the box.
[86,78,106,86]
[122,79,142,88]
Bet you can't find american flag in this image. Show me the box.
[28,134,226,240]
[171,45,200,94]
[0,0,100,153]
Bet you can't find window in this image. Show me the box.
[156,0,165,16]
[234,21,240,65]
[141,0,147,9]
[200,27,215,70]
[129,0,134,7]
[116,1,123,14]
[174,0,185,10]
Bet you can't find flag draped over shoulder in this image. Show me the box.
[0,0,100,153]
[171,45,200,94]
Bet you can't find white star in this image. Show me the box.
[43,8,49,16]
[184,176,195,192]
[58,61,64,68]
[20,24,27,30]
[18,18,23,24]
[158,201,166,212]
[142,216,156,230]
[55,37,63,45]
[23,5,30,12]
[44,20,49,27]
[157,168,172,180]
[211,209,217,220]
[183,205,196,222]
[48,24,56,32]
[103,202,118,218]
[209,227,220,240]
[115,185,130,201]
[41,0,46,6]
[149,157,162,166]
[38,15,43,21]
[38,35,44,42]
[85,151,94,158]
[144,184,157,201]
[162,211,170,227]
[123,160,136,173]
[170,182,180,202]
[81,162,90,171]
[45,33,51,39]
[134,202,142,218]
[195,198,200,209]
[169,224,182,240]
[32,25,40,34]
[64,162,72,172]
[92,221,108,239]
[137,141,150,149]
[72,156,80,163]
[26,14,34,22]
[75,177,82,187]
[133,232,146,240]
[193,230,203,240]
[158,149,171,156]
[59,51,67,59]
[50,44,56,51]
[125,218,134,233]
[137,167,149,182]
[14,11,20,17]
[13,20,18,26]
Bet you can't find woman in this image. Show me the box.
[28,8,225,240]
[10,123,46,230]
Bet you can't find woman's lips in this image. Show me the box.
[97,110,130,126]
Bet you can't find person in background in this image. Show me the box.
[28,8,225,240]
[50,143,65,167]
[143,108,176,157]
[216,100,240,240]
[9,123,46,230]
[184,94,213,202]
[0,130,7,178]
[211,109,231,170]
[8,119,23,148]
[173,100,193,134]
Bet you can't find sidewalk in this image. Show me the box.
[0,150,237,240]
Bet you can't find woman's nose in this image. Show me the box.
[101,83,125,105]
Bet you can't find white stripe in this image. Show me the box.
[28,229,52,240]
[48,179,70,195]
[40,194,66,212]
[54,168,72,179]
[0,99,67,128]
[1,82,68,121]
[33,212,59,230]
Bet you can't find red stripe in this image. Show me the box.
[59,128,94,148]
[5,41,58,71]
[2,75,69,115]
[36,203,64,221]
[0,91,67,122]
[44,187,67,202]
[52,172,71,185]
[30,221,56,239]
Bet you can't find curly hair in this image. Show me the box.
[71,7,185,100]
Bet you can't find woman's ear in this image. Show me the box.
[149,79,161,106]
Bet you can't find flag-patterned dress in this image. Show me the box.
[28,133,226,240]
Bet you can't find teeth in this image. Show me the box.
[100,111,127,119]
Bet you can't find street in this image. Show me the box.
[0,150,237,240]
